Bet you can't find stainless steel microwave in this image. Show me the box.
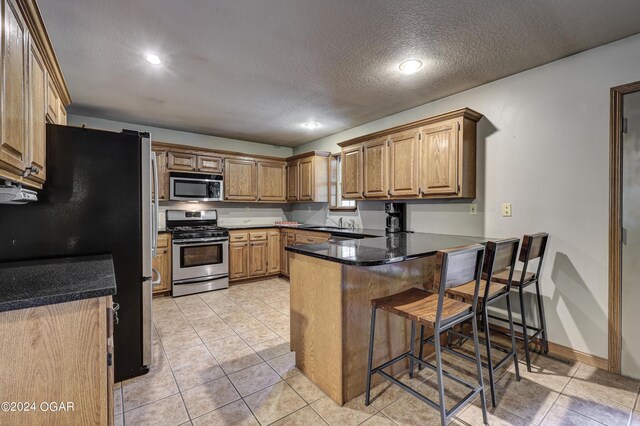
[169,172,223,201]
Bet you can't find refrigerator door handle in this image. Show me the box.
[151,152,159,257]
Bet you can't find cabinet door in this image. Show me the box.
[46,78,59,124]
[280,230,289,275]
[225,158,257,201]
[257,161,286,201]
[153,151,169,201]
[298,158,314,201]
[267,230,280,274]
[197,155,223,173]
[341,145,363,199]
[389,129,420,197]
[26,39,47,184]
[286,162,299,201]
[167,151,196,171]
[419,120,460,196]
[0,0,29,175]
[249,241,267,277]
[152,233,171,294]
[363,137,388,197]
[230,242,249,280]
[58,103,67,125]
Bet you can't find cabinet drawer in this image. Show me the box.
[157,233,170,248]
[249,231,267,241]
[230,232,249,242]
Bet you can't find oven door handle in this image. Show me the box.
[173,237,229,245]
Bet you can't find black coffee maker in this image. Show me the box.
[384,202,406,233]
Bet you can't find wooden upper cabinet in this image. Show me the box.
[46,78,59,124]
[341,144,363,199]
[363,137,388,198]
[257,161,286,201]
[298,158,313,201]
[0,0,70,188]
[339,108,480,200]
[286,161,299,201]
[26,38,47,185]
[389,129,420,197]
[0,0,29,176]
[168,151,196,171]
[58,104,67,125]
[419,119,460,196]
[224,158,257,201]
[153,150,169,201]
[197,155,223,173]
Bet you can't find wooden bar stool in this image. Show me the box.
[364,244,488,425]
[440,238,521,407]
[488,233,549,372]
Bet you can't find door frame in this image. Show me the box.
[609,81,640,373]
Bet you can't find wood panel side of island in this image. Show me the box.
[289,253,344,403]
[341,257,437,402]
[0,297,111,425]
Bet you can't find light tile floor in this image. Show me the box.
[115,278,640,425]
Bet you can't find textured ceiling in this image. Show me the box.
[40,0,640,146]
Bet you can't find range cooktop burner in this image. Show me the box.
[171,225,225,232]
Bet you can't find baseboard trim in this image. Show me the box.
[490,323,608,370]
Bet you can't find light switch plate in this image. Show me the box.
[502,203,512,217]
[469,204,477,215]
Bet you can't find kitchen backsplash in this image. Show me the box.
[158,202,291,230]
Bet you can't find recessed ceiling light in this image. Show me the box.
[146,54,162,65]
[303,121,320,129]
[398,59,423,74]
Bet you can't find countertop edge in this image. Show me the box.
[0,286,117,313]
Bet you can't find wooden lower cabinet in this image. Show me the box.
[152,233,171,295]
[230,228,327,282]
[267,230,280,274]
[0,296,114,425]
[230,241,249,280]
[249,240,268,276]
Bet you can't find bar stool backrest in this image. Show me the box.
[434,243,485,329]
[518,233,549,283]
[484,238,520,298]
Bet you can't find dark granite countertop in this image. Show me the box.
[0,254,117,313]
[285,232,491,266]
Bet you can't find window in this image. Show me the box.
[329,153,357,211]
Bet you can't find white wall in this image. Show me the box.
[291,33,640,359]
[68,114,294,158]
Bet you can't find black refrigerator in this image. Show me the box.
[0,124,157,383]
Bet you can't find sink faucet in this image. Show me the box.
[326,217,343,228]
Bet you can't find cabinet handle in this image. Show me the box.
[22,165,40,177]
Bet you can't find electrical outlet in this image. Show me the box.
[502,203,512,217]
[245,207,250,213]
[469,204,477,215]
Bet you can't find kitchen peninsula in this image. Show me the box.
[286,232,489,405]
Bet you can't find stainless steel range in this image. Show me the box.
[166,209,229,296]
